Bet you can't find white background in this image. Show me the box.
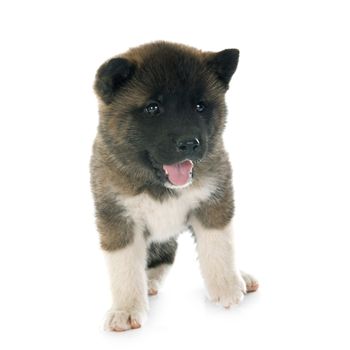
[0,0,349,349]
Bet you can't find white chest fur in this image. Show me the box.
[119,181,215,242]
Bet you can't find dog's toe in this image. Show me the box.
[105,309,144,332]
[148,287,158,296]
[130,319,141,329]
[241,271,259,293]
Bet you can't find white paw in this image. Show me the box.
[147,265,170,296]
[208,273,247,308]
[148,278,159,296]
[104,308,146,332]
[241,270,259,293]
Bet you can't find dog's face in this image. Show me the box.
[94,42,239,189]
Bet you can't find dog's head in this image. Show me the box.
[94,42,239,189]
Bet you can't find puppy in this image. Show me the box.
[90,41,258,332]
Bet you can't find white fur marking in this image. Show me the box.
[147,264,171,294]
[191,217,246,308]
[104,232,148,331]
[119,179,216,241]
[164,177,193,189]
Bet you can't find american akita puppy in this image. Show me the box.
[91,41,258,332]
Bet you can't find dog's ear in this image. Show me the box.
[206,49,239,89]
[94,57,136,104]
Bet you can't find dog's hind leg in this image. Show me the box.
[240,270,259,293]
[146,238,178,296]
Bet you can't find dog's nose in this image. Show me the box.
[176,137,201,154]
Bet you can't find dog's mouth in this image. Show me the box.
[163,160,193,188]
[147,153,194,188]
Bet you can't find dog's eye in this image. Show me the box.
[195,102,205,113]
[145,102,160,115]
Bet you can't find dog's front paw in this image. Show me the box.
[104,308,146,332]
[208,273,246,308]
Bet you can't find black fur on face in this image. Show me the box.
[94,42,239,187]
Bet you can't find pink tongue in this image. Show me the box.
[163,160,193,186]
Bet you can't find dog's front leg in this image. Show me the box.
[191,217,246,308]
[104,231,148,331]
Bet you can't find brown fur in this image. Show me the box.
[91,41,239,251]
[194,150,234,229]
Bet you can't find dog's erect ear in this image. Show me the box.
[206,49,239,89]
[94,57,136,104]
